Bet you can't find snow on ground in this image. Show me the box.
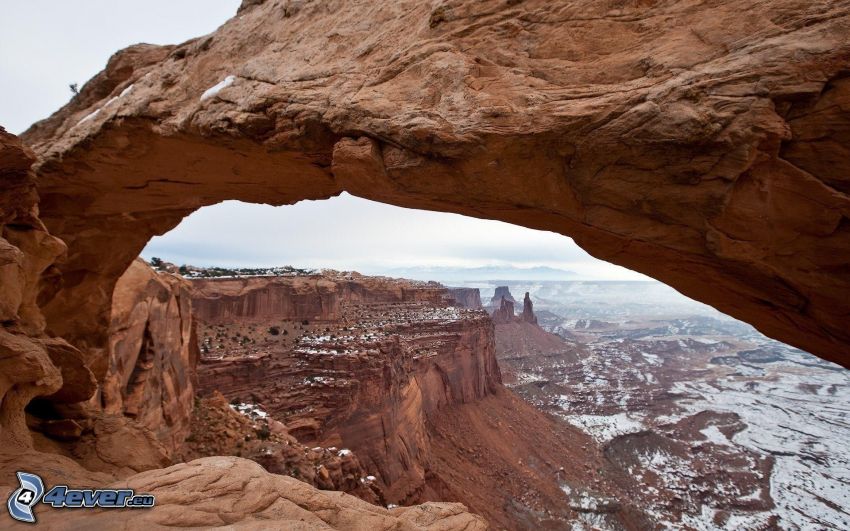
[699,425,731,446]
[230,402,268,421]
[554,330,850,529]
[670,359,850,530]
[561,412,644,443]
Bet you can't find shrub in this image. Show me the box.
[268,326,281,336]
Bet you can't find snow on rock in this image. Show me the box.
[229,402,269,421]
[200,75,236,101]
[76,108,101,126]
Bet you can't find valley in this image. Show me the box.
[482,282,850,530]
[183,271,645,529]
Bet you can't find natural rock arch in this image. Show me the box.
[22,0,850,370]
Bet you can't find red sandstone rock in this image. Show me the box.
[33,456,487,530]
[188,273,647,527]
[491,296,516,325]
[0,129,487,527]
[103,259,198,455]
[521,292,538,325]
[175,391,384,505]
[0,128,66,451]
[13,0,850,369]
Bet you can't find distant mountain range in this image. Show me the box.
[368,265,578,282]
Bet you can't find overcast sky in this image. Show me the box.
[1,1,649,281]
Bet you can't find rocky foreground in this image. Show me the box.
[36,456,487,530]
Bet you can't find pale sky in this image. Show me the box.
[0,1,648,281]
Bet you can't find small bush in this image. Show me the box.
[268,326,281,336]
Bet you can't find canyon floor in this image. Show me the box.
[481,281,850,530]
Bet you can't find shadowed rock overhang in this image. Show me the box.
[21,0,850,368]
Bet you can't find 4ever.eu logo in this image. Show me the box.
[7,471,155,524]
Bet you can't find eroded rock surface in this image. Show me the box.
[0,128,69,451]
[18,0,850,369]
[103,259,198,454]
[35,456,488,530]
[175,391,384,505]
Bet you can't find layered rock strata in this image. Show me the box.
[190,272,643,528]
[192,273,501,504]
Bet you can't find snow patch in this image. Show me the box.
[76,109,101,126]
[201,75,236,101]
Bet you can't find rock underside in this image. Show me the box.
[16,0,850,370]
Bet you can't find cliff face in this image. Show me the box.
[192,273,449,324]
[19,0,850,369]
[447,287,482,309]
[0,127,70,451]
[103,259,198,454]
[192,274,501,504]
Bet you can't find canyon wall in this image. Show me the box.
[0,127,70,451]
[192,273,449,323]
[447,287,482,309]
[103,259,198,454]
[190,274,644,528]
[192,275,501,504]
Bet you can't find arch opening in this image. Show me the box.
[114,197,850,529]
[31,128,850,372]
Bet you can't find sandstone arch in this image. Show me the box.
[21,0,850,370]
